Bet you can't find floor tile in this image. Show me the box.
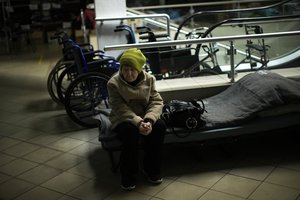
[14,186,63,200]
[0,111,29,124]
[104,189,152,200]
[15,112,78,133]
[0,137,21,151]
[0,123,25,137]
[155,180,207,200]
[65,128,99,142]
[266,167,300,189]
[67,161,96,179]
[0,178,35,200]
[17,165,62,185]
[46,137,86,152]
[178,170,226,188]
[212,174,260,198]
[0,173,12,184]
[27,133,63,146]
[191,155,239,173]
[161,144,203,178]
[10,128,44,141]
[68,179,119,200]
[23,147,62,163]
[249,182,300,200]
[0,158,38,176]
[199,190,245,200]
[0,152,16,166]
[42,172,88,193]
[45,152,85,170]
[3,141,40,157]
[229,160,275,181]
[57,195,80,200]
[34,116,81,133]
[77,155,120,183]
[244,148,286,166]
[0,100,28,113]
[68,142,100,157]
[278,154,300,171]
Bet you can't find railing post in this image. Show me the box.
[189,6,195,27]
[228,40,237,83]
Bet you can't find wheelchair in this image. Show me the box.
[60,41,119,127]
[134,26,220,79]
[235,24,270,70]
[48,32,119,127]
[47,32,97,105]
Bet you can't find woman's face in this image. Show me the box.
[121,65,139,82]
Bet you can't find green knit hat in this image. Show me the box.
[119,48,146,73]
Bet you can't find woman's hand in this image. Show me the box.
[138,121,152,135]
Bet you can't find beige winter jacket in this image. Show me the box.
[107,71,164,129]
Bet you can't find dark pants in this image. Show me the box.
[114,119,166,185]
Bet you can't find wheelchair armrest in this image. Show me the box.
[87,58,117,66]
[83,49,105,56]
[139,33,169,40]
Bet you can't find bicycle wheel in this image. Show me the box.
[64,72,111,128]
[47,60,74,104]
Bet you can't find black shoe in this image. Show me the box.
[121,174,136,191]
[147,175,163,184]
[121,184,136,191]
[143,170,163,185]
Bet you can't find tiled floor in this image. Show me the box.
[0,35,300,200]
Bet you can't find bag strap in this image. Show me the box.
[190,99,206,114]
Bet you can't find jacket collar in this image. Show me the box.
[119,71,146,87]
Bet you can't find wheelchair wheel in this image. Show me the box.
[57,63,118,104]
[47,60,74,104]
[64,72,111,128]
[56,64,79,104]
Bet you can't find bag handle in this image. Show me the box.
[190,99,206,114]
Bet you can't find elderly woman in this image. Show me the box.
[107,48,166,191]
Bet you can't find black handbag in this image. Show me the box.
[161,99,206,137]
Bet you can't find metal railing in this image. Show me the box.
[128,0,280,10]
[104,30,300,83]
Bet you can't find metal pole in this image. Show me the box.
[228,41,236,83]
[80,9,88,43]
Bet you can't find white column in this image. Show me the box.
[95,0,127,57]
